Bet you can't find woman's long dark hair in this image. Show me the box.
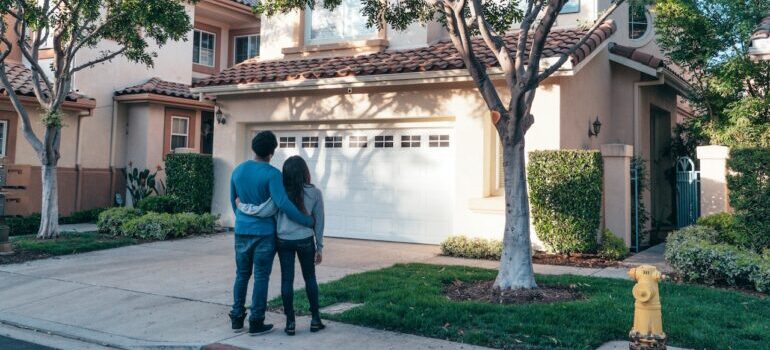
[282,156,311,214]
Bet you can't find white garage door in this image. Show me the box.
[246,127,455,244]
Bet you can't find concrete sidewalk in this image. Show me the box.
[0,233,632,349]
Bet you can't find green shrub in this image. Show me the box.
[60,208,108,225]
[4,214,41,236]
[528,150,603,254]
[665,225,770,292]
[165,153,214,214]
[696,213,740,245]
[97,207,142,236]
[598,229,628,260]
[440,236,502,260]
[120,212,218,240]
[727,148,770,251]
[137,195,179,214]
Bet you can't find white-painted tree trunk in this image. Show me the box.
[494,140,537,290]
[37,165,60,239]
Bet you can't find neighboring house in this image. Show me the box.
[0,20,96,216]
[751,16,770,61]
[1,0,261,214]
[192,2,690,246]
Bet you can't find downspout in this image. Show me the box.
[633,75,665,153]
[74,112,82,211]
[108,99,118,204]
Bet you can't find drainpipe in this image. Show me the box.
[633,76,665,153]
[108,99,118,203]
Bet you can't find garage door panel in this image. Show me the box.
[248,127,455,244]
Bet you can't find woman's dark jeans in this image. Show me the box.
[277,237,320,320]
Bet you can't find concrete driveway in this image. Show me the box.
[0,233,499,349]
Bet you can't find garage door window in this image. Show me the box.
[429,135,450,147]
[401,135,421,148]
[325,136,343,148]
[349,136,368,148]
[302,136,319,148]
[374,135,394,148]
[279,137,296,148]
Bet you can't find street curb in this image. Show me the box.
[0,312,204,350]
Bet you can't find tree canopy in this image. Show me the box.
[654,0,770,150]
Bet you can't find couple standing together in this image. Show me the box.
[228,131,326,336]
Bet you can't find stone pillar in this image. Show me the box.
[697,145,731,216]
[601,144,634,247]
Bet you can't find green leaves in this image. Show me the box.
[165,153,214,214]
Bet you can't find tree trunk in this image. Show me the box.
[37,165,60,239]
[494,139,537,290]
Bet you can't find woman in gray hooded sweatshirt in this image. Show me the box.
[236,156,325,335]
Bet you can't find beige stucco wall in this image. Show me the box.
[73,4,196,170]
[0,104,81,168]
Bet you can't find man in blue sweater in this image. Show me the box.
[229,131,314,335]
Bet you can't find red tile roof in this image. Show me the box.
[115,78,197,100]
[0,62,87,101]
[194,20,617,88]
[753,16,770,40]
[608,43,664,68]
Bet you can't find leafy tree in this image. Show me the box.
[0,0,194,239]
[654,0,770,150]
[254,0,630,289]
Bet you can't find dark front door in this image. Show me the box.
[649,106,675,231]
[201,111,214,155]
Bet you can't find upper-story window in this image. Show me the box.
[193,30,216,67]
[304,0,376,45]
[0,120,7,157]
[234,34,260,64]
[629,3,650,40]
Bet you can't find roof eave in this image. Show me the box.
[609,53,693,98]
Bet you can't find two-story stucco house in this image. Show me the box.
[0,0,261,215]
[191,1,690,246]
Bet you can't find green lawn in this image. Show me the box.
[271,263,770,350]
[12,232,137,256]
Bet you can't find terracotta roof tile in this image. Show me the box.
[115,78,197,100]
[609,43,665,69]
[194,20,617,88]
[0,62,87,101]
[753,16,770,40]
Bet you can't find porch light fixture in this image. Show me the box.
[588,116,602,138]
[215,105,226,125]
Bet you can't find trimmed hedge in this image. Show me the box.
[165,153,214,214]
[60,208,107,225]
[5,208,108,236]
[696,213,740,246]
[97,207,142,236]
[727,148,770,251]
[665,225,770,293]
[528,150,603,254]
[121,212,217,240]
[137,195,180,214]
[440,236,502,260]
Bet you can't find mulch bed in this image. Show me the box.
[443,279,584,304]
[0,250,53,265]
[532,251,620,268]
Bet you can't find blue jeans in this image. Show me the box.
[230,234,276,321]
[277,237,320,320]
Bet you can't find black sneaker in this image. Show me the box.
[230,313,246,332]
[284,319,296,336]
[310,319,326,333]
[249,320,274,336]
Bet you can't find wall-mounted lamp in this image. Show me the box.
[588,116,602,138]
[215,105,226,125]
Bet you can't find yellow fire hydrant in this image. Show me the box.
[628,265,667,350]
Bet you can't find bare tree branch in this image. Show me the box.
[523,0,562,88]
[536,0,625,84]
[72,47,127,72]
[515,1,542,82]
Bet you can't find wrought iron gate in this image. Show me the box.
[676,157,700,228]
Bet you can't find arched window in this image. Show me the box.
[629,3,649,40]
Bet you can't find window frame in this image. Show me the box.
[279,136,297,148]
[628,4,652,42]
[349,135,368,148]
[428,134,450,148]
[301,136,319,148]
[303,1,378,45]
[170,116,190,151]
[233,34,260,65]
[0,120,8,157]
[325,136,343,148]
[374,135,394,148]
[401,135,421,148]
[193,29,217,67]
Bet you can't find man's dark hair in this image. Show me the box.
[252,131,278,159]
